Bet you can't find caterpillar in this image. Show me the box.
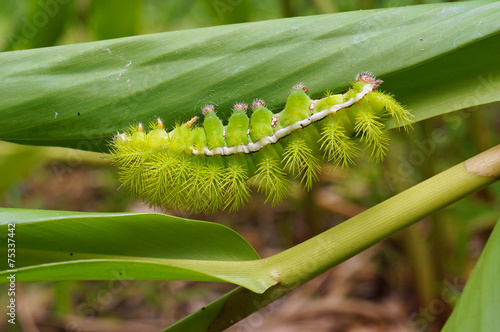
[109,73,411,214]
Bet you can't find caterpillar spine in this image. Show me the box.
[110,73,412,213]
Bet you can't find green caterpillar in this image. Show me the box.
[110,73,411,214]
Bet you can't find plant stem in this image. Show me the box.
[165,144,500,332]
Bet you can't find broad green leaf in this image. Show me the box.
[0,208,276,293]
[0,1,498,151]
[442,219,500,332]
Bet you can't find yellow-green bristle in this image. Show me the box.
[255,157,291,205]
[222,163,251,212]
[282,137,322,190]
[354,108,390,163]
[319,122,360,169]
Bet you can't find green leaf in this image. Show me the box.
[442,219,500,332]
[0,1,498,151]
[0,208,276,293]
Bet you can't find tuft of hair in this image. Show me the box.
[356,72,383,88]
[119,162,149,199]
[251,99,266,110]
[185,162,225,214]
[282,138,322,190]
[221,163,251,212]
[233,103,248,112]
[319,122,360,169]
[292,83,308,93]
[142,153,195,211]
[198,163,226,213]
[201,104,215,116]
[255,158,291,205]
[371,91,413,131]
[354,108,390,163]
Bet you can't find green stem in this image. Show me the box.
[165,144,500,332]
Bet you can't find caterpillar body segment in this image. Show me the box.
[110,73,411,213]
[202,105,225,150]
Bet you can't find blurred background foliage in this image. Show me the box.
[0,0,499,331]
[0,0,461,51]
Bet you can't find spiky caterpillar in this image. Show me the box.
[110,73,411,213]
